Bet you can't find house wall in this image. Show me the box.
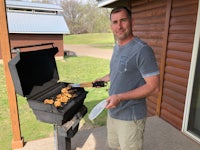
[131,0,198,129]
[0,34,64,60]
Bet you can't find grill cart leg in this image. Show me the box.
[54,105,87,150]
[54,125,71,150]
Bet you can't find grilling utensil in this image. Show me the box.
[70,81,107,88]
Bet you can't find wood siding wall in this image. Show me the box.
[0,34,64,59]
[161,0,198,129]
[131,0,198,129]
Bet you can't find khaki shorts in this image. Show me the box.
[107,114,146,150]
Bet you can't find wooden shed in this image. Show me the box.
[97,0,200,145]
[0,0,70,61]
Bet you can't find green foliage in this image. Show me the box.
[61,0,111,34]
[0,56,109,150]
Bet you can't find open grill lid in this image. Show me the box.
[9,45,59,98]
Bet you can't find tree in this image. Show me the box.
[61,0,111,34]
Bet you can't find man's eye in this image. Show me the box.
[121,18,127,22]
[112,21,118,24]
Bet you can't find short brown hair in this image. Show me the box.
[110,6,132,20]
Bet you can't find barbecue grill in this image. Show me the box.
[8,43,88,150]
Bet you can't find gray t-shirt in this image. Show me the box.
[109,37,159,121]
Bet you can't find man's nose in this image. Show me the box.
[117,21,122,28]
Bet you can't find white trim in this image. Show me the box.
[182,0,200,144]
[97,0,119,7]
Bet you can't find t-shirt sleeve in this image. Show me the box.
[136,45,160,78]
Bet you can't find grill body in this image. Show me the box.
[28,82,87,125]
[8,44,88,150]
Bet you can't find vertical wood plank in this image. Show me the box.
[156,0,172,115]
[0,0,24,149]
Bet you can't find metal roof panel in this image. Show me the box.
[7,12,70,34]
[6,0,62,11]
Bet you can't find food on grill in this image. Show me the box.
[61,86,71,93]
[44,99,54,104]
[43,85,78,107]
[54,100,62,107]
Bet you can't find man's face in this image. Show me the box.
[110,9,132,41]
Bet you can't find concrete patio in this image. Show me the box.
[15,116,200,150]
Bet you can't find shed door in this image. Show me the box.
[182,0,200,143]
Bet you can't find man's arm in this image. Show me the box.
[106,74,160,109]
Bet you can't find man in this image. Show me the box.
[96,6,160,150]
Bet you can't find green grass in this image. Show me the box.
[0,56,110,150]
[64,33,115,49]
[64,33,114,45]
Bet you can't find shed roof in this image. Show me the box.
[7,12,70,34]
[6,0,62,12]
[6,0,70,34]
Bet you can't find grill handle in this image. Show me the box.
[93,81,107,87]
[11,43,54,53]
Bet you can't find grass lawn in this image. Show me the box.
[64,33,115,49]
[64,33,114,45]
[0,56,110,150]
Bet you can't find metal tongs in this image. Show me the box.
[69,81,107,88]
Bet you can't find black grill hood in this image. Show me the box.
[9,47,59,98]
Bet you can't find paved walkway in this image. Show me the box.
[64,44,113,60]
[15,45,200,150]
